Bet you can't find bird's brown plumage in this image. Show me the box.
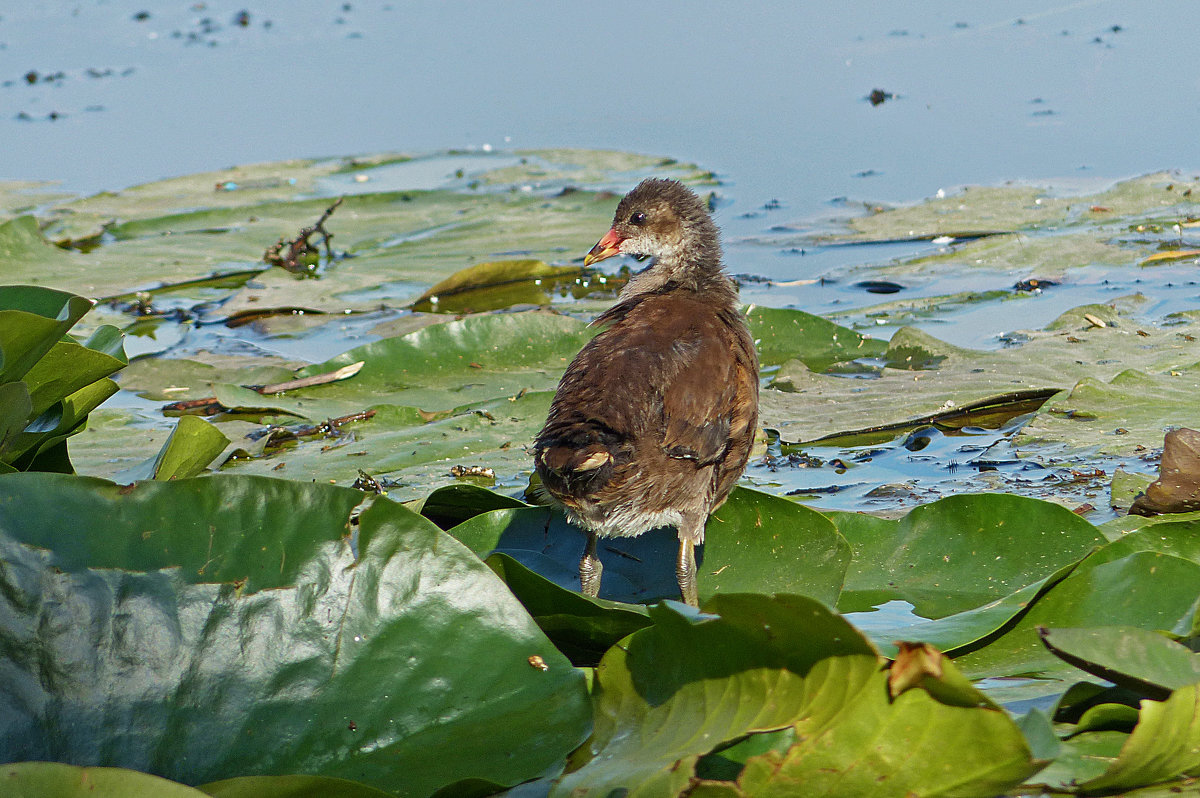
[533,178,759,606]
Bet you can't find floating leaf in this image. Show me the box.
[0,762,210,797]
[1038,626,1200,698]
[1141,249,1200,264]
[485,552,651,666]
[556,595,1039,797]
[832,492,1103,619]
[1072,683,1200,794]
[114,415,231,483]
[0,473,590,795]
[410,259,588,313]
[446,487,849,607]
[747,305,886,371]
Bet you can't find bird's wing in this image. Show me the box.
[659,312,757,467]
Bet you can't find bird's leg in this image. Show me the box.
[676,537,699,608]
[579,532,603,598]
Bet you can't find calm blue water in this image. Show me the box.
[3,1,1197,226]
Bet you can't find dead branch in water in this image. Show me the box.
[264,196,344,274]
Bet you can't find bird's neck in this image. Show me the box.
[619,250,737,306]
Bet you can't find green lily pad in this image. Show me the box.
[555,594,1039,797]
[955,524,1200,682]
[747,305,887,371]
[1038,626,1200,697]
[413,483,528,530]
[1072,683,1200,794]
[0,762,210,797]
[445,486,849,607]
[410,259,588,314]
[485,552,652,667]
[296,310,592,413]
[114,415,232,483]
[200,775,398,798]
[0,473,590,795]
[831,493,1104,619]
[764,302,1200,456]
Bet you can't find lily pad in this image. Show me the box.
[555,595,1039,797]
[445,486,849,607]
[0,762,210,797]
[954,524,1200,681]
[0,472,590,795]
[831,492,1104,618]
[1038,626,1200,697]
[763,303,1200,457]
[410,259,588,314]
[1071,683,1200,794]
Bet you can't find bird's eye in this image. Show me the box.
[630,211,647,225]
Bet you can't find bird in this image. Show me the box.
[533,178,759,607]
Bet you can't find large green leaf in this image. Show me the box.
[201,774,400,798]
[0,286,127,474]
[295,311,592,413]
[1071,683,1200,794]
[554,595,1039,797]
[115,415,232,483]
[955,524,1200,681]
[832,493,1104,619]
[1039,626,1200,696]
[746,305,887,371]
[0,473,590,796]
[446,487,849,607]
[414,483,528,530]
[0,762,210,797]
[0,283,95,384]
[485,553,652,666]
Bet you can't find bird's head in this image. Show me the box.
[584,179,722,293]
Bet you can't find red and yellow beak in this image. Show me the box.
[583,228,623,266]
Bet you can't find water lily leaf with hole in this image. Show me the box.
[0,473,590,796]
[0,762,210,798]
[446,487,848,607]
[1038,626,1200,697]
[555,595,1039,798]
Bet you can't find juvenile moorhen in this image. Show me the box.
[534,178,759,607]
